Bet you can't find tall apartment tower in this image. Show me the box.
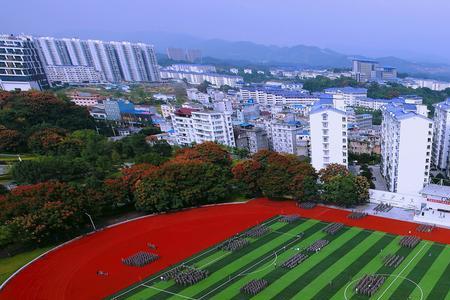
[309,101,348,172]
[432,98,450,174]
[34,36,160,83]
[0,35,49,91]
[381,102,433,195]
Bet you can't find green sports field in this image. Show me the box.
[112,216,450,300]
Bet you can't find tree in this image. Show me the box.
[232,159,263,196]
[0,181,96,245]
[27,127,67,154]
[250,150,318,199]
[354,176,370,203]
[292,176,319,203]
[0,129,24,152]
[135,160,231,212]
[318,163,350,183]
[11,157,90,184]
[0,184,8,195]
[174,142,232,166]
[197,81,211,93]
[322,175,358,207]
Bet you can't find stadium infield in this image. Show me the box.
[111,216,450,300]
[1,198,450,300]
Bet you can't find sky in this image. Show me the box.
[2,0,450,63]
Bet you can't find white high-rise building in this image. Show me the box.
[432,98,450,173]
[310,101,348,171]
[381,102,433,195]
[271,121,302,154]
[44,65,104,84]
[171,108,235,147]
[34,36,160,83]
[0,35,49,91]
[324,87,368,107]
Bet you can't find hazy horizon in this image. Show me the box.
[2,0,450,64]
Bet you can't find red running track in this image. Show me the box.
[1,198,450,300]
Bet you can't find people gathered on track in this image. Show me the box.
[122,251,159,267]
[374,203,393,212]
[416,224,434,232]
[348,211,368,219]
[298,202,317,209]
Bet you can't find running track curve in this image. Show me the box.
[1,198,450,300]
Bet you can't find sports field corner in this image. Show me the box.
[0,198,450,300]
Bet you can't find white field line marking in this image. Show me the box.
[112,215,282,299]
[376,242,427,300]
[141,284,197,300]
[197,235,303,300]
[240,252,278,276]
[344,274,423,300]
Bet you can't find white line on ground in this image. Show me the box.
[141,284,198,300]
[111,216,282,299]
[197,234,303,300]
[376,242,427,300]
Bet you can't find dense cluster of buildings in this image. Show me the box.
[68,75,450,204]
[160,64,243,87]
[0,34,160,90]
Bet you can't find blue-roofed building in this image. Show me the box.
[310,99,348,171]
[324,86,367,107]
[380,101,433,195]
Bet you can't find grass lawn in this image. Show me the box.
[109,216,450,300]
[0,246,53,284]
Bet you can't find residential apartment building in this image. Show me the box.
[171,108,235,147]
[161,103,177,118]
[234,123,269,154]
[309,102,348,171]
[354,114,373,129]
[34,36,160,83]
[381,102,433,195]
[240,86,318,107]
[160,69,242,87]
[0,35,48,91]
[296,130,311,157]
[271,121,302,154]
[69,91,104,106]
[431,98,450,173]
[167,64,216,73]
[44,65,104,84]
[166,48,202,62]
[324,87,368,107]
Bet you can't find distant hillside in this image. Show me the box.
[56,30,450,81]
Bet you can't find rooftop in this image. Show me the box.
[420,184,450,198]
[324,87,368,94]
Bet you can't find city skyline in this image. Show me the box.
[2,0,450,64]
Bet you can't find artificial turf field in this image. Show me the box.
[112,216,450,300]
